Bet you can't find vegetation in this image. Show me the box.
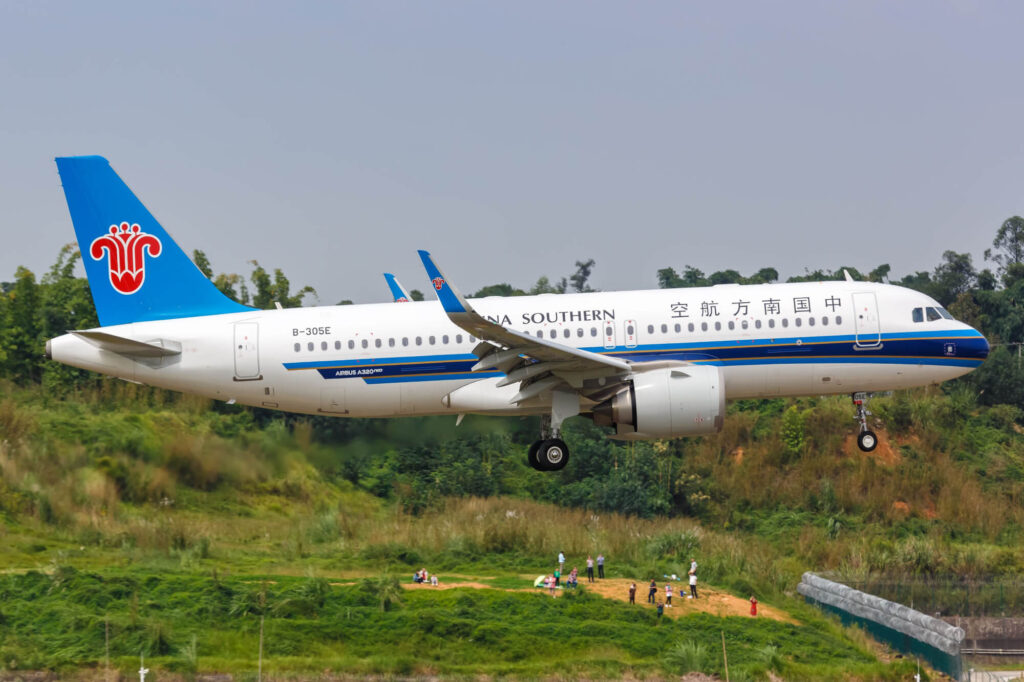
[1,217,1024,677]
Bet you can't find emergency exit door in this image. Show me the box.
[852,292,881,348]
[233,322,262,380]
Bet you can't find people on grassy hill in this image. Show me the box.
[689,571,698,599]
[430,574,438,586]
[558,550,565,572]
[750,595,757,616]
[648,579,657,604]
[554,567,561,586]
[586,555,595,582]
[629,582,636,604]
[597,553,605,578]
[546,574,556,596]
[665,582,673,607]
[568,567,578,588]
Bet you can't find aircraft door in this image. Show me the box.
[233,322,262,380]
[624,320,638,349]
[603,320,617,349]
[852,292,881,347]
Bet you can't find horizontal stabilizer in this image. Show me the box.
[71,330,182,358]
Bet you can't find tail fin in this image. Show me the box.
[55,156,252,326]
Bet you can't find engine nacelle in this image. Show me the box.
[592,365,725,440]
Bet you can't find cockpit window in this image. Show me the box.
[912,308,923,323]
[937,307,954,320]
[926,307,942,322]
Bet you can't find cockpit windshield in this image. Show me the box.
[912,306,954,323]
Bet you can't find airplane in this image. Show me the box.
[384,273,413,302]
[47,156,990,471]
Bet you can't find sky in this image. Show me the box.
[1,1,1022,304]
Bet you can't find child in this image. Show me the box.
[665,582,673,607]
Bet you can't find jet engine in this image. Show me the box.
[592,365,725,440]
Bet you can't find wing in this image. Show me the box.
[383,273,412,302]
[417,250,631,403]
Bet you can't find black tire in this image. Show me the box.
[537,438,569,471]
[857,430,878,452]
[527,441,542,470]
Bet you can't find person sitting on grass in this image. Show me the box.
[413,572,423,583]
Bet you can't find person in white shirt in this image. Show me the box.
[689,571,698,599]
[665,582,673,607]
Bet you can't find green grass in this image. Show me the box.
[0,567,917,680]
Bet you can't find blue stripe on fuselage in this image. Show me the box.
[281,329,988,382]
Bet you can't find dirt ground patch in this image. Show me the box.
[582,578,797,624]
[403,580,493,591]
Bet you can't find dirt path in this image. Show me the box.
[403,575,796,623]
[581,578,797,623]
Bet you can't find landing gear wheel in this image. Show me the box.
[536,438,569,471]
[527,441,542,470]
[857,430,878,453]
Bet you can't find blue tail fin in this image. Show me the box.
[55,156,253,326]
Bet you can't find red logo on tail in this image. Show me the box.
[90,222,162,295]
[432,277,445,290]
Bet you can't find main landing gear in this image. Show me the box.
[527,390,579,472]
[852,392,877,452]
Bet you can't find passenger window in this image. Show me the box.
[375,339,382,348]
[808,317,815,326]
[429,336,436,345]
[334,340,341,350]
[768,319,775,329]
[821,316,828,326]
[348,340,355,350]
[605,326,613,337]
[714,321,721,331]
[564,329,570,338]
[755,320,762,329]
[741,320,748,330]
[321,341,328,350]
[402,337,409,346]
[674,323,681,333]
[926,307,941,322]
[660,324,668,333]
[647,324,654,334]
[628,324,635,335]
[550,330,557,339]
[591,327,598,337]
[912,308,924,323]
[307,342,314,351]
[728,321,735,330]
[536,331,543,338]
[388,338,395,347]
[701,322,708,332]
[577,328,584,337]
[415,336,422,346]
[294,343,300,352]
[782,319,789,328]
[688,322,695,332]
[835,315,842,325]
[442,335,449,344]
[795,318,802,327]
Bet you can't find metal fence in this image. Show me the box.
[822,575,1024,617]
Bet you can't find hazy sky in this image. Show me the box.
[2,1,1021,304]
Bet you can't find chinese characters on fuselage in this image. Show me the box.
[670,295,843,318]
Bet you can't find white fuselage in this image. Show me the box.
[48,281,988,419]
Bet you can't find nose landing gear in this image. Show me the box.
[853,392,878,452]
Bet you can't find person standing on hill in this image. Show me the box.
[554,566,561,587]
[689,571,698,599]
[597,553,605,579]
[665,582,673,608]
[558,551,565,573]
[628,582,636,604]
[586,555,595,583]
[648,579,657,604]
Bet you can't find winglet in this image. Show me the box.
[843,269,854,282]
[383,273,411,302]
[417,250,469,314]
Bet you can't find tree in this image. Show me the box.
[985,216,1024,276]
[931,251,976,306]
[472,283,525,297]
[248,260,316,309]
[569,259,596,293]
